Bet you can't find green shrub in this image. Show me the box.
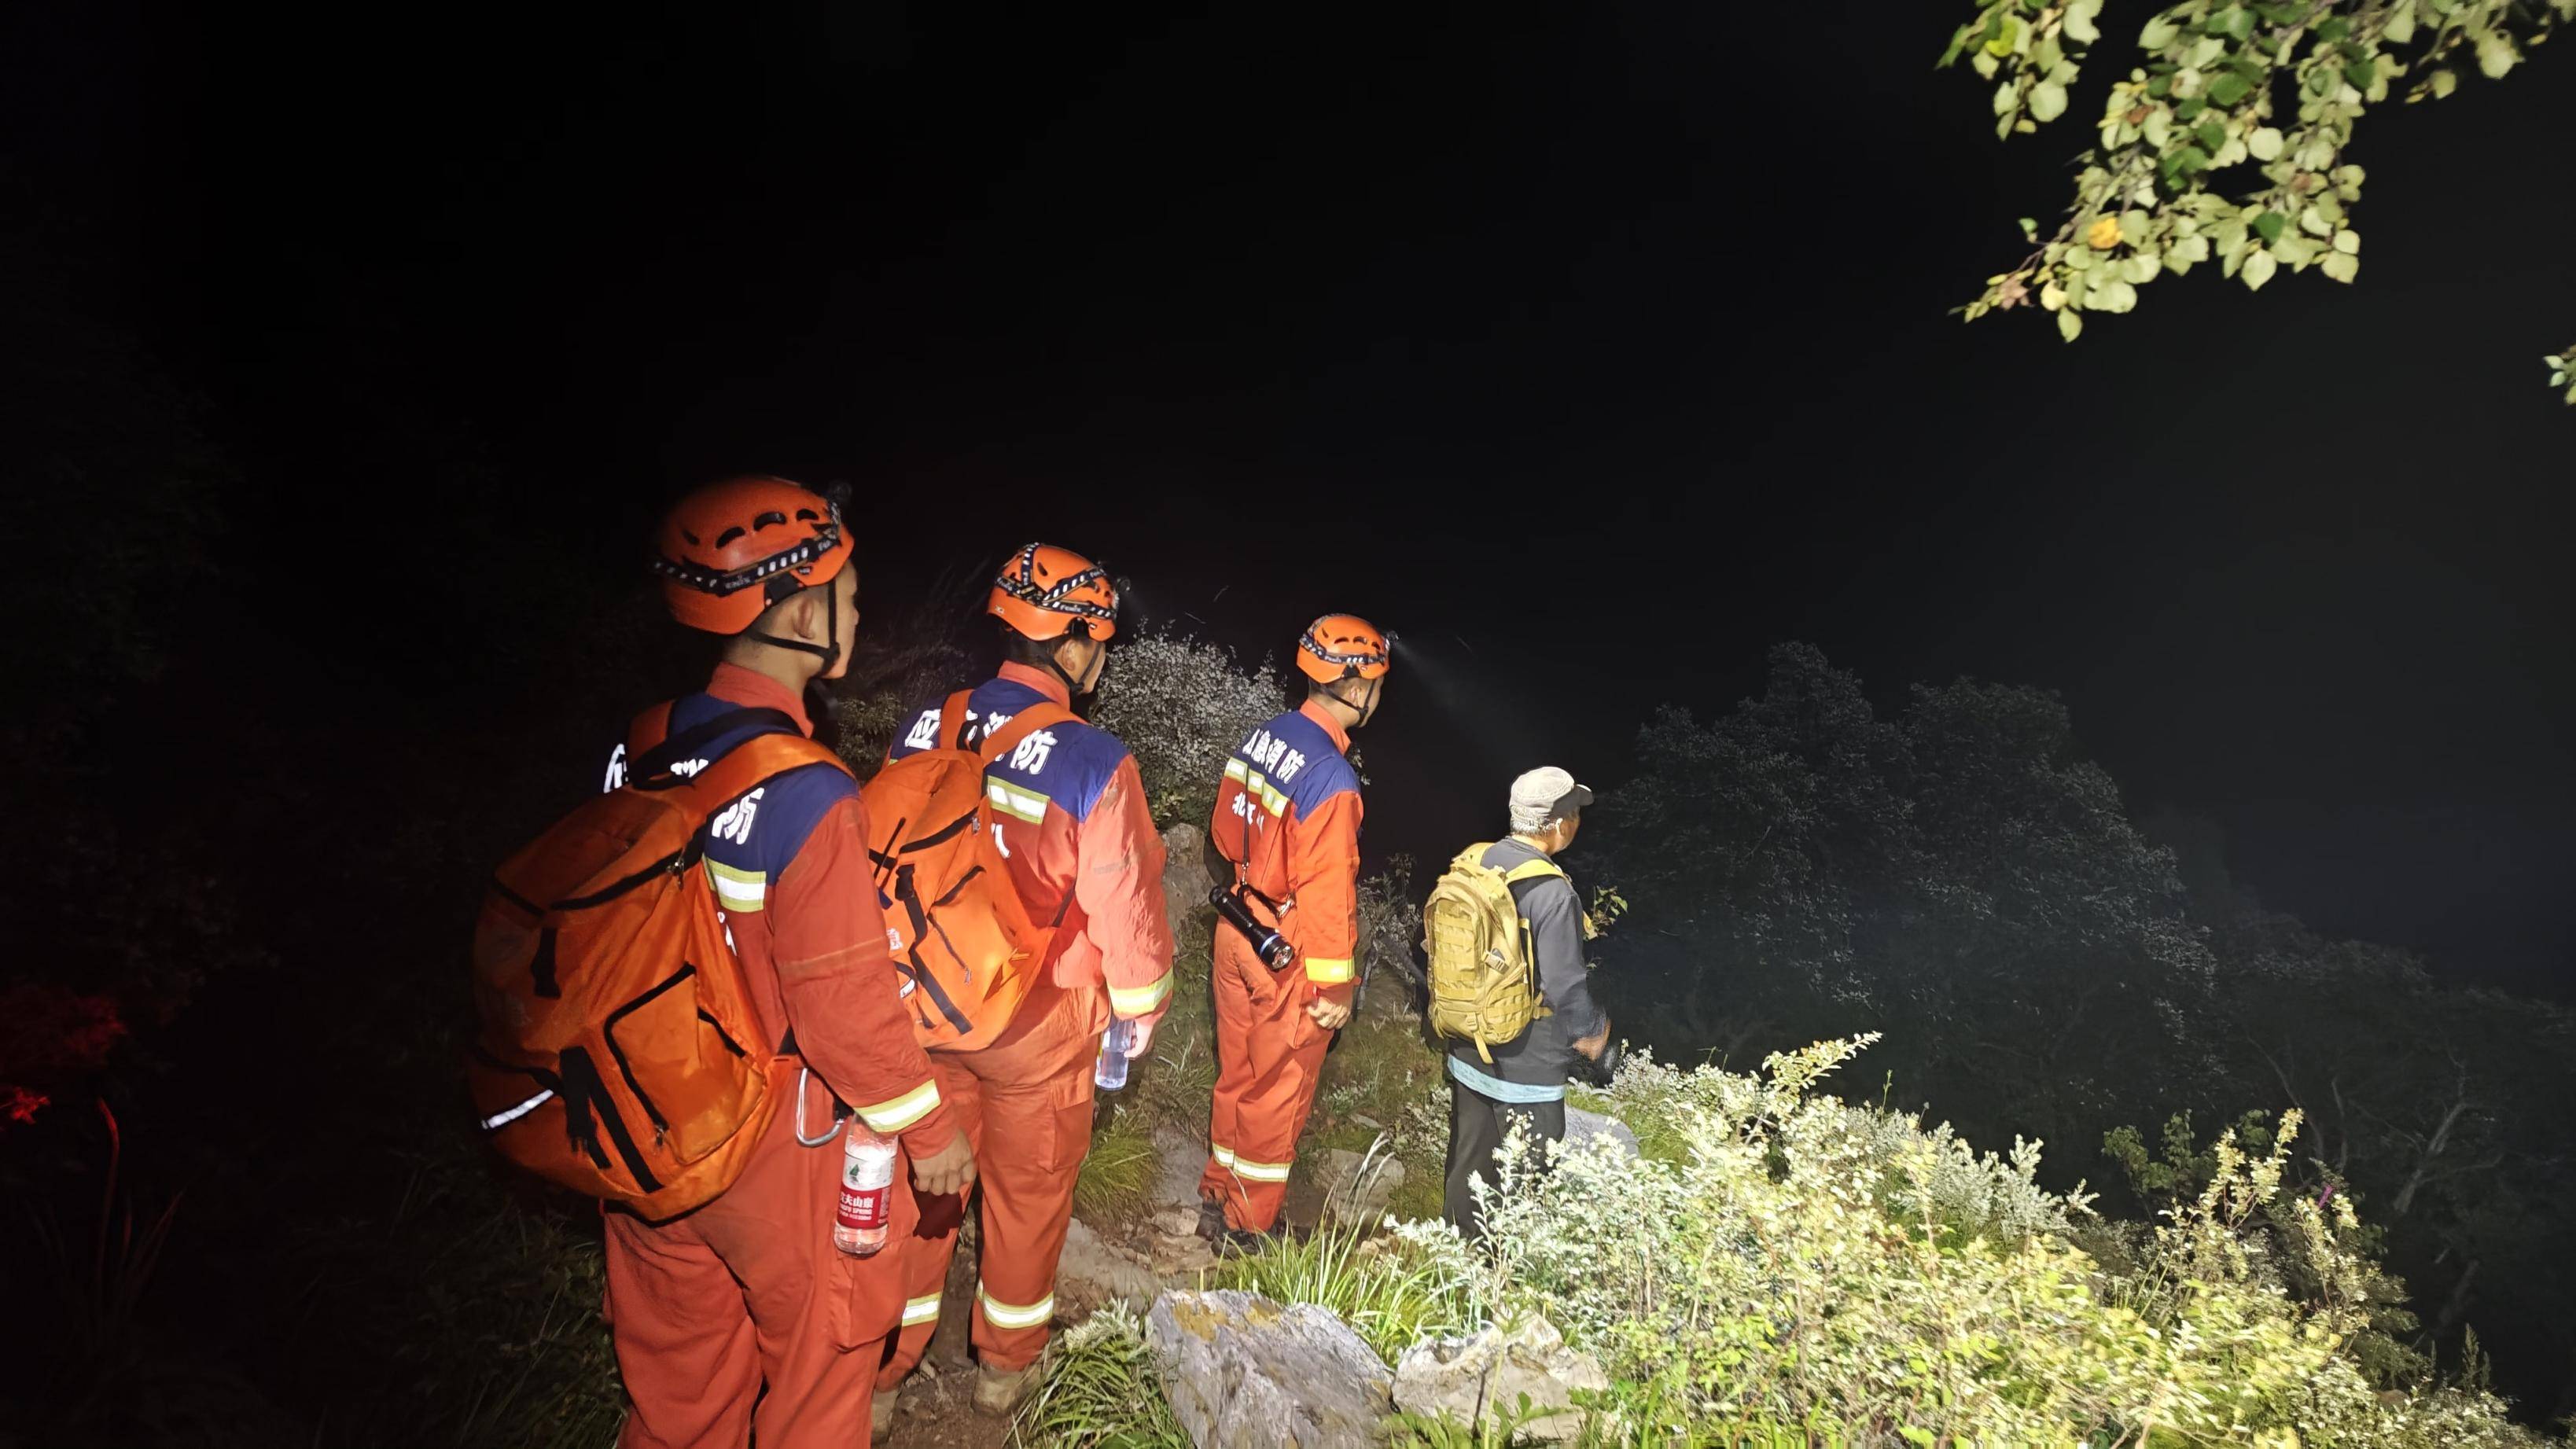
[1074,1100,1159,1220]
[1216,1201,1470,1363]
[1010,1303,1191,1449]
[1388,1036,2548,1447]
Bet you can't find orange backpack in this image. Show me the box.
[860,690,1073,1051]
[468,708,847,1220]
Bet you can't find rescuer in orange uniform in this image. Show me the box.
[604,477,978,1449]
[1198,614,1390,1249]
[872,543,1176,1421]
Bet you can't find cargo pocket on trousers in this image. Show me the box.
[827,1143,919,1351]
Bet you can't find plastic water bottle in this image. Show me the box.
[834,1119,896,1256]
[1095,1018,1133,1092]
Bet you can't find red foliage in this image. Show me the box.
[0,984,128,1129]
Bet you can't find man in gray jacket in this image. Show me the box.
[1441,766,1612,1243]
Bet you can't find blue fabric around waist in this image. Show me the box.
[1448,1054,1566,1104]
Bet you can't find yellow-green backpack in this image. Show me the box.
[1421,843,1566,1062]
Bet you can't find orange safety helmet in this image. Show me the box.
[1296,613,1391,684]
[988,542,1120,641]
[650,476,852,638]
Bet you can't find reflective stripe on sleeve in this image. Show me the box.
[706,859,767,912]
[1107,971,1174,1017]
[856,1079,941,1133]
[985,778,1051,824]
[1304,956,1354,984]
[902,1293,941,1327]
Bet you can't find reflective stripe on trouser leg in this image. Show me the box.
[1210,930,1335,1234]
[964,979,1099,1373]
[1198,929,1260,1210]
[976,1282,1056,1331]
[874,1055,983,1392]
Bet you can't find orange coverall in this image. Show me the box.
[875,660,1175,1376]
[1201,698,1363,1233]
[601,664,957,1449]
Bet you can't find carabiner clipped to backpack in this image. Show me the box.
[792,1066,847,1148]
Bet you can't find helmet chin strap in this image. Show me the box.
[1042,627,1098,697]
[1329,673,1379,723]
[746,581,841,672]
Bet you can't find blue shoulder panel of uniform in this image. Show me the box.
[662,693,853,884]
[885,678,1132,822]
[1235,708,1358,819]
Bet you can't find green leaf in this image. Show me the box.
[2318,17,2350,42]
[2031,81,2070,123]
[1901,1428,1939,1447]
[2430,67,2458,98]
[2476,31,2516,79]
[2344,57,2378,91]
[2194,120,2227,151]
[2383,6,2416,45]
[1985,17,2021,59]
[1994,79,2018,116]
[2162,144,2213,178]
[2141,17,2180,49]
[2064,0,2103,46]
[2242,248,2277,291]
[2221,6,2254,40]
[2147,71,2173,98]
[2320,250,2359,283]
[2307,67,2336,96]
[2252,211,2287,245]
[2331,228,2360,255]
[2247,126,2284,160]
[2206,72,2251,106]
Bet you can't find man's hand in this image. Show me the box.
[1306,993,1352,1032]
[911,1127,977,1197]
[1571,1022,1612,1061]
[1124,1013,1158,1057]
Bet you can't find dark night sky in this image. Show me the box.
[12,3,2574,992]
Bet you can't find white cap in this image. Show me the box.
[1507,767,1595,833]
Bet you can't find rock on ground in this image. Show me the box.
[1152,1124,1206,1211]
[1146,1289,1393,1448]
[1056,1217,1164,1310]
[1562,1105,1638,1159]
[1312,1146,1406,1226]
[1392,1315,1609,1445]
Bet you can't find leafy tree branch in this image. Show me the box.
[1941,0,2573,401]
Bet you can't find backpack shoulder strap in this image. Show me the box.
[938,690,979,750]
[685,729,849,809]
[1448,843,1496,875]
[932,687,1075,765]
[1500,858,1566,885]
[975,700,1074,766]
[631,707,805,785]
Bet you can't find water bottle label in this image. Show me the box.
[838,1183,889,1231]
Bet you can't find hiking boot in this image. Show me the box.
[1215,1224,1281,1259]
[870,1388,897,1443]
[1194,1198,1227,1243]
[973,1361,1043,1417]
